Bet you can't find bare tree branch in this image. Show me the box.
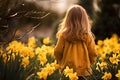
[40,12,50,19]
[9,13,18,18]
[32,0,63,2]
[24,11,50,19]
[17,23,41,40]
[9,11,50,20]
[0,0,51,46]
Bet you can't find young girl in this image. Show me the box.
[54,5,97,79]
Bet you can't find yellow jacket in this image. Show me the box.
[54,34,97,76]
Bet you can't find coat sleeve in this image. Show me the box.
[87,35,97,64]
[54,36,65,63]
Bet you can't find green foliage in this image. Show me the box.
[0,53,37,80]
[92,0,120,40]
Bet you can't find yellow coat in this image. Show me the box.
[54,34,97,76]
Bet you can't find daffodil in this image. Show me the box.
[45,63,55,75]
[20,47,29,57]
[63,66,78,80]
[96,61,107,71]
[35,47,41,54]
[109,53,120,65]
[64,66,73,77]
[21,57,30,68]
[29,51,34,58]
[37,71,48,80]
[46,46,54,57]
[69,72,78,80]
[6,40,24,54]
[116,70,120,80]
[37,63,56,80]
[11,53,15,60]
[97,40,103,46]
[113,48,119,53]
[37,54,47,65]
[43,37,50,44]
[51,60,60,69]
[28,37,36,48]
[102,72,112,80]
[99,53,106,61]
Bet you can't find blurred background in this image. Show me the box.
[0,0,120,45]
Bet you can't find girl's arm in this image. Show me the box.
[87,35,97,64]
[54,36,65,63]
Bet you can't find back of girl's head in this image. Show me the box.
[57,5,91,42]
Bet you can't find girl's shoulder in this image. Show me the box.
[85,32,95,44]
[82,32,94,43]
[86,32,95,39]
[57,35,65,41]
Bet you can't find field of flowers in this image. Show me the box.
[0,34,120,80]
[92,34,120,80]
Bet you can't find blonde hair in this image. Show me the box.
[57,5,92,41]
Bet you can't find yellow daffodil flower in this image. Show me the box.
[97,40,103,46]
[109,53,120,65]
[116,70,120,79]
[43,37,50,44]
[96,62,107,71]
[69,72,78,80]
[102,72,112,80]
[64,66,73,77]
[28,37,36,48]
[37,71,48,80]
[63,66,78,80]
[21,57,30,68]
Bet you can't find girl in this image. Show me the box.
[54,5,97,79]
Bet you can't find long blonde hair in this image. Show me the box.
[57,5,91,41]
